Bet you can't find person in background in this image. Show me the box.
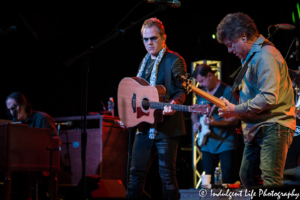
[191,64,239,184]
[6,91,60,200]
[6,92,58,138]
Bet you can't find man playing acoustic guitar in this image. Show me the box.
[191,64,239,184]
[126,18,187,200]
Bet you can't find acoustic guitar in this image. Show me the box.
[117,77,211,127]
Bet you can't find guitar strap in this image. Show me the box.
[165,54,171,103]
[214,83,227,103]
[209,83,227,115]
[200,82,227,108]
[144,59,154,80]
[230,53,256,94]
[231,41,274,94]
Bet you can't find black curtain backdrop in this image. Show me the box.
[0,1,299,119]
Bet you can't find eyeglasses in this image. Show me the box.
[142,36,160,43]
[7,104,18,112]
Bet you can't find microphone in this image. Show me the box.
[0,26,17,36]
[275,24,295,30]
[55,121,73,126]
[101,100,107,111]
[146,0,181,8]
[297,38,299,62]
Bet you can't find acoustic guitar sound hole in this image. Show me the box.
[141,98,150,111]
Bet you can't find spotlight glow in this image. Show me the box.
[293,11,296,23]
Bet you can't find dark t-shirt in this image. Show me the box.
[23,110,58,137]
[197,83,239,153]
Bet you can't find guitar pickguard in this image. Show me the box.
[197,115,211,147]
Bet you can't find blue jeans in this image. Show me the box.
[240,124,294,189]
[127,133,179,200]
[202,150,235,184]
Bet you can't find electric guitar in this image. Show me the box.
[117,77,211,127]
[179,76,226,109]
[178,76,224,146]
[197,104,217,147]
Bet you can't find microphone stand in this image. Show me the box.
[62,5,167,200]
[267,25,278,41]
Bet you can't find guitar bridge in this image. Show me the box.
[132,93,136,113]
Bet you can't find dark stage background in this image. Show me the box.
[0,1,299,119]
[1,2,299,197]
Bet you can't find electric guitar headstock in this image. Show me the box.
[176,74,193,94]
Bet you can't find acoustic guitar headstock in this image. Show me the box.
[190,104,211,115]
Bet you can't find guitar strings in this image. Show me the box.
[139,100,189,108]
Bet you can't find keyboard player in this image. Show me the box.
[5,91,60,200]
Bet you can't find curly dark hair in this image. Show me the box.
[216,12,259,43]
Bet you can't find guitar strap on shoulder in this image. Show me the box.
[165,54,171,103]
[230,52,256,94]
[215,82,227,99]
[230,41,274,94]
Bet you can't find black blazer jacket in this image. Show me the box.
[138,49,187,139]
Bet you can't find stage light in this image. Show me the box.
[293,12,296,23]
[212,34,216,39]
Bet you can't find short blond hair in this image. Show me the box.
[141,18,165,36]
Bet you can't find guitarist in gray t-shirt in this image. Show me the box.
[191,64,240,184]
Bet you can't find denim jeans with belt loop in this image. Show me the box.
[239,124,294,189]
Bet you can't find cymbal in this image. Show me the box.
[288,69,300,87]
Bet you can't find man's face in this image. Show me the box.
[224,36,248,59]
[6,98,27,121]
[142,26,166,58]
[196,74,211,91]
